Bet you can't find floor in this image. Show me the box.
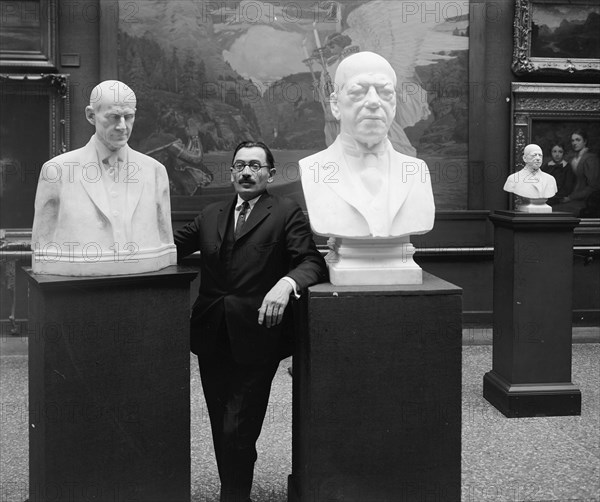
[1,329,598,502]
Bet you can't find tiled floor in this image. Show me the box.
[1,331,599,502]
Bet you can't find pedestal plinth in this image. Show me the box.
[25,266,197,502]
[326,236,422,286]
[514,196,552,213]
[484,211,581,417]
[288,273,462,502]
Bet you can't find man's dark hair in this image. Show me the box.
[232,141,275,170]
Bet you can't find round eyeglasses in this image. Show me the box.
[231,160,270,172]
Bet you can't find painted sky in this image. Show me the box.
[532,4,600,29]
[222,26,308,85]
[217,0,469,88]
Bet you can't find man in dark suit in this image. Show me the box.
[175,141,327,502]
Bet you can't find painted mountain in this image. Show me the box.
[532,8,600,59]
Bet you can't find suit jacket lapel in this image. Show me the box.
[217,197,236,242]
[123,145,145,229]
[388,149,413,221]
[236,192,272,241]
[79,138,111,219]
[321,139,368,214]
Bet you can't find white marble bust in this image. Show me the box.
[31,80,177,275]
[299,52,435,285]
[504,144,557,213]
[300,51,435,239]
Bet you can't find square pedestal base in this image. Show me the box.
[487,211,582,418]
[483,371,582,418]
[26,266,196,502]
[288,273,462,502]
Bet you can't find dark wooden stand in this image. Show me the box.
[25,266,197,502]
[288,273,462,502]
[484,211,581,417]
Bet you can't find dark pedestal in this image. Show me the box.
[288,273,462,502]
[484,211,581,417]
[25,266,197,502]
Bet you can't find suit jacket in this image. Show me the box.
[31,137,176,274]
[174,192,327,364]
[299,136,435,238]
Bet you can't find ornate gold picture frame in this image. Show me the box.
[512,0,600,76]
[511,82,600,220]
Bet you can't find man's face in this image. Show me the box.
[87,101,136,151]
[523,146,543,170]
[230,146,274,201]
[332,72,396,148]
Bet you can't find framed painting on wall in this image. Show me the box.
[512,0,600,75]
[113,0,470,218]
[511,82,600,219]
[0,73,69,229]
[0,0,58,69]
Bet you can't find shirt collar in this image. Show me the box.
[236,194,262,211]
[93,135,126,165]
[524,165,540,174]
[338,132,389,158]
[547,160,566,167]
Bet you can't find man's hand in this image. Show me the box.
[258,279,293,328]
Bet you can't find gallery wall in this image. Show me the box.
[1,0,598,327]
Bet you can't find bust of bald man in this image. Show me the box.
[299,51,435,239]
[31,80,177,275]
[504,144,557,212]
[299,52,435,284]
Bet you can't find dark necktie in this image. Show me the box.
[235,201,250,239]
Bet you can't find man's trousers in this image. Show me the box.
[197,321,280,502]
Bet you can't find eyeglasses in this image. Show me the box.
[231,160,270,172]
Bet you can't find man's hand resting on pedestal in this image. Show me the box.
[258,278,294,328]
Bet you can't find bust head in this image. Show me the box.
[85,80,137,152]
[331,52,397,149]
[522,144,543,171]
[503,143,557,204]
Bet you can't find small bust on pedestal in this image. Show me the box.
[503,144,558,213]
[299,52,435,285]
[31,80,177,275]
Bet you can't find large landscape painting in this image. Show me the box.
[117,0,469,211]
[531,1,600,60]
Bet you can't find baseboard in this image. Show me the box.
[463,310,599,328]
